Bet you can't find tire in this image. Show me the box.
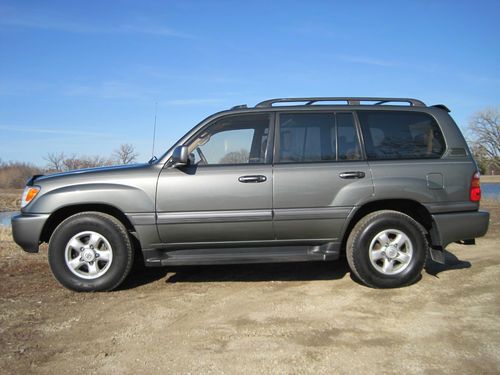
[346,210,428,288]
[48,212,134,292]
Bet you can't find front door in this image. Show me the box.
[156,113,274,245]
[273,111,374,241]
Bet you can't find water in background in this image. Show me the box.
[0,211,18,227]
[482,183,500,200]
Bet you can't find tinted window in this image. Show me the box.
[358,111,445,160]
[278,113,361,163]
[189,114,270,165]
[337,113,362,160]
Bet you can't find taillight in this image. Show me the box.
[470,172,481,202]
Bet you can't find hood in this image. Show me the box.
[31,163,149,185]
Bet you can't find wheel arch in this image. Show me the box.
[341,199,433,251]
[40,204,136,244]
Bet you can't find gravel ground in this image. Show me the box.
[0,202,499,374]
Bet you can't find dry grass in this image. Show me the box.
[0,226,12,243]
[0,189,21,212]
[0,227,47,277]
[1,227,26,256]
[481,175,500,183]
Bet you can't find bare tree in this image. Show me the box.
[0,161,41,189]
[114,143,138,164]
[44,152,66,172]
[62,155,112,171]
[43,144,137,173]
[468,108,500,173]
[44,152,114,172]
[219,149,249,164]
[469,108,500,158]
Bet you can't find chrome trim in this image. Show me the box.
[274,207,352,221]
[130,207,353,226]
[127,213,156,226]
[157,210,272,224]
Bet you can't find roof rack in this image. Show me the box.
[230,104,248,110]
[255,97,426,108]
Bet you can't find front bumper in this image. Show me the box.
[430,210,489,248]
[11,213,50,253]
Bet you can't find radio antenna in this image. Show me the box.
[151,102,158,159]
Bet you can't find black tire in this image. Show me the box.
[48,212,134,292]
[346,210,428,288]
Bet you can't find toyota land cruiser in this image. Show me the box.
[12,97,490,291]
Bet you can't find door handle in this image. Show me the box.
[339,171,365,179]
[238,175,267,183]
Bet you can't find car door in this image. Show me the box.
[356,109,472,211]
[273,111,374,241]
[156,113,274,245]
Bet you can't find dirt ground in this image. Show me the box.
[0,202,499,374]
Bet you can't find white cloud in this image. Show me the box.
[337,54,398,67]
[0,125,113,137]
[457,73,500,85]
[162,98,227,106]
[62,81,154,100]
[0,6,194,38]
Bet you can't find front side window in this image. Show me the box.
[188,114,270,165]
[278,112,361,163]
[358,111,445,160]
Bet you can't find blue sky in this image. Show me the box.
[1,0,499,165]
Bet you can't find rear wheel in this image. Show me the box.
[48,212,134,292]
[346,210,428,288]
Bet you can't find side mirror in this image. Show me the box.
[171,145,189,167]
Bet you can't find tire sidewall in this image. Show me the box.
[352,213,427,288]
[48,214,131,292]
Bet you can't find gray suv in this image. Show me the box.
[12,97,490,291]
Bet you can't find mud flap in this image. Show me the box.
[429,247,445,264]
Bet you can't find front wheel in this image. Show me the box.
[346,210,428,288]
[48,212,134,292]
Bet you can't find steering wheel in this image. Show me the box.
[196,148,208,165]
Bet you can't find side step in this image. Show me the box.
[144,244,340,267]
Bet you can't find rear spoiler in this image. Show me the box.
[431,104,451,112]
[26,174,44,186]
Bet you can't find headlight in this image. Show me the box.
[21,186,41,208]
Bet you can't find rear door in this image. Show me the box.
[356,110,468,208]
[156,113,274,244]
[273,111,373,241]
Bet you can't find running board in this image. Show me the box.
[143,243,340,267]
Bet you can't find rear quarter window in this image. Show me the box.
[358,111,445,160]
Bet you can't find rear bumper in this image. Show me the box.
[430,210,489,248]
[11,213,49,253]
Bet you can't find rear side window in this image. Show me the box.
[278,112,361,163]
[358,111,445,160]
[337,113,362,161]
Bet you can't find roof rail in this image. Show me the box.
[255,97,426,108]
[230,104,247,110]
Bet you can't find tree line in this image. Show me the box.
[468,108,500,175]
[0,143,138,189]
